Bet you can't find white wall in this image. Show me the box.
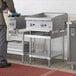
[13,0,76,20]
[6,0,76,59]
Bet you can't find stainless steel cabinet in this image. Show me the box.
[67,22,76,69]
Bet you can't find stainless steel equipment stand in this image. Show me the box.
[7,31,27,63]
[27,30,65,67]
[28,32,51,67]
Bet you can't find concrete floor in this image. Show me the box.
[7,54,76,74]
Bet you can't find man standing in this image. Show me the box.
[0,0,19,68]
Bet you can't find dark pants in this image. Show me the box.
[0,25,7,58]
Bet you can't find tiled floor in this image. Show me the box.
[7,54,76,74]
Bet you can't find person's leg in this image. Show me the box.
[0,25,7,58]
[0,25,11,68]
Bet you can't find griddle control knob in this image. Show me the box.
[30,23,35,26]
[33,24,35,26]
[45,24,47,26]
[41,24,44,27]
[30,23,32,26]
[41,24,47,27]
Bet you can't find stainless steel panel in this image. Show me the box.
[9,17,16,31]
[8,41,29,52]
[15,16,26,29]
[26,19,52,31]
[67,22,76,63]
[9,16,26,31]
[52,13,68,31]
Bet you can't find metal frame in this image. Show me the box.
[27,31,65,67]
[7,31,26,63]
